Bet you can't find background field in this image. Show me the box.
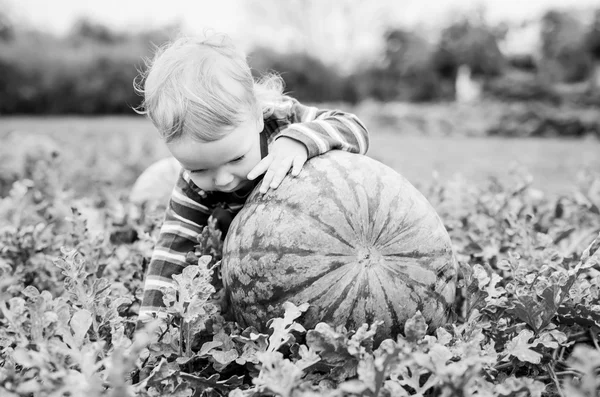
[2,115,599,198]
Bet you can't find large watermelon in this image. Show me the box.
[222,151,457,342]
[130,157,181,206]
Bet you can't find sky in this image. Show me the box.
[5,0,600,70]
[8,0,599,35]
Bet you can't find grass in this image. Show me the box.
[1,115,599,196]
[368,132,600,195]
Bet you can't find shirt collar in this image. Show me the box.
[260,131,268,159]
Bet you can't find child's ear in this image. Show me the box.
[256,110,264,133]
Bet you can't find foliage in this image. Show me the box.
[352,99,600,139]
[485,72,561,104]
[4,6,600,113]
[486,101,600,138]
[585,10,600,61]
[351,29,445,102]
[0,9,12,42]
[69,17,127,45]
[249,47,357,104]
[1,130,600,396]
[540,10,593,84]
[432,16,506,79]
[0,20,179,115]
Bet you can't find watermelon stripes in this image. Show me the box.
[222,151,457,343]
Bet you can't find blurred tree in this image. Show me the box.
[249,47,356,103]
[69,18,124,45]
[507,54,537,72]
[355,28,441,101]
[540,10,591,83]
[0,26,148,114]
[584,9,600,91]
[135,22,180,50]
[433,16,506,79]
[0,1,14,41]
[384,29,432,76]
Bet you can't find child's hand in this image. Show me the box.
[247,137,308,194]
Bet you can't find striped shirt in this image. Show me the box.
[138,96,370,321]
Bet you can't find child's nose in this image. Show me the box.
[213,169,234,187]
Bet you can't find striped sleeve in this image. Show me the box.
[272,97,370,158]
[138,171,212,323]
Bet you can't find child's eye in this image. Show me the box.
[189,155,244,174]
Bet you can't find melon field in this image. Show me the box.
[1,115,600,397]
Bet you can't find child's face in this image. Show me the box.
[167,114,264,193]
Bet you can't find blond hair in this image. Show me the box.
[135,32,285,142]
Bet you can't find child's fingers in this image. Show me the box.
[259,168,274,193]
[269,157,294,189]
[291,156,306,176]
[247,155,273,180]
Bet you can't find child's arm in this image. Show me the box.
[277,97,370,156]
[137,172,213,323]
[248,96,370,192]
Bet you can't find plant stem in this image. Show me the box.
[591,329,600,350]
[565,228,600,256]
[179,323,184,357]
[547,364,566,397]
[494,362,515,372]
[555,370,580,377]
[567,330,589,341]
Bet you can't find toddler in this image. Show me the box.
[136,32,369,321]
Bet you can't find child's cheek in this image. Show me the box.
[189,173,211,190]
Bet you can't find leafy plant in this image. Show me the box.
[1,140,600,396]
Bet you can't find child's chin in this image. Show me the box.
[218,186,238,193]
[220,180,252,193]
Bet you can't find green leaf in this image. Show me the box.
[70,309,93,347]
[414,344,453,372]
[562,345,600,397]
[465,274,490,316]
[198,340,223,356]
[233,328,269,365]
[294,344,321,370]
[266,301,308,352]
[534,328,568,349]
[254,351,303,397]
[305,323,359,381]
[509,295,545,332]
[211,349,239,370]
[134,358,180,390]
[356,355,377,393]
[15,378,42,394]
[306,323,355,366]
[383,380,411,397]
[338,380,371,395]
[494,376,546,397]
[180,373,244,393]
[557,303,600,328]
[509,283,565,334]
[404,311,427,342]
[435,327,453,346]
[504,330,542,364]
[12,348,36,367]
[579,233,600,268]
